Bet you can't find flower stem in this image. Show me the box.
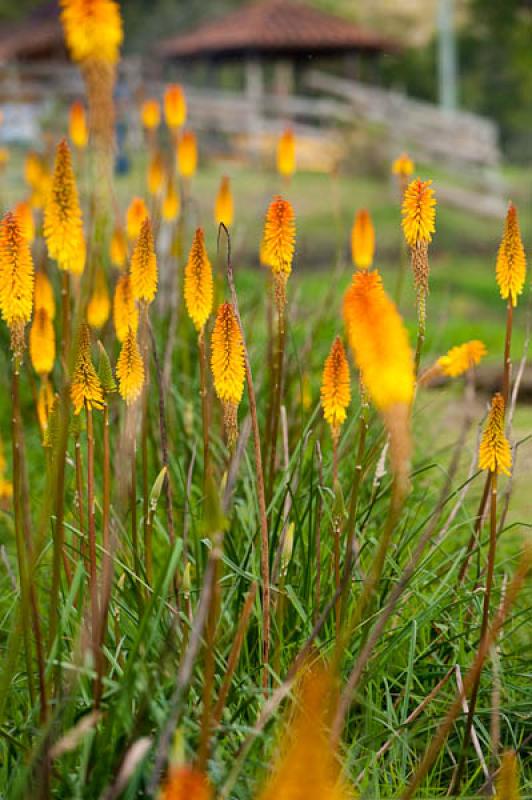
[85,405,99,666]
[198,330,211,487]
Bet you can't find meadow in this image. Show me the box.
[0,3,531,799]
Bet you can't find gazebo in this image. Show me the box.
[159,0,397,99]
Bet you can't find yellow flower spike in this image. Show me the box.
[401,178,436,249]
[495,751,521,800]
[184,228,213,332]
[130,217,158,304]
[478,393,512,476]
[70,324,104,414]
[30,308,56,376]
[44,139,86,275]
[392,152,414,179]
[214,176,234,228]
[495,203,526,307]
[141,98,161,131]
[110,225,127,269]
[113,273,138,342]
[320,336,351,436]
[211,302,245,445]
[13,200,35,244]
[164,84,187,130]
[87,267,111,329]
[162,180,180,222]
[126,196,149,241]
[60,0,123,65]
[159,766,212,800]
[116,327,144,405]
[177,130,198,179]
[343,271,414,411]
[147,151,165,196]
[257,663,350,800]
[262,195,296,276]
[277,127,296,179]
[34,272,56,319]
[37,379,55,436]
[351,208,375,270]
[0,211,34,354]
[69,100,89,150]
[437,339,487,377]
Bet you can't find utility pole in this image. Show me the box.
[437,0,458,111]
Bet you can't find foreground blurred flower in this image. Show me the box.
[162,180,180,222]
[321,336,351,439]
[419,340,487,386]
[344,270,413,491]
[495,751,521,800]
[110,225,127,269]
[30,309,55,376]
[87,268,111,329]
[351,208,375,270]
[70,324,104,414]
[392,152,414,181]
[257,663,349,800]
[44,139,86,275]
[13,200,35,244]
[214,176,234,227]
[116,327,144,404]
[34,272,56,319]
[164,84,187,131]
[211,302,245,445]
[496,203,526,307]
[69,100,89,150]
[147,151,165,195]
[113,273,138,342]
[262,196,295,313]
[141,98,160,131]
[130,217,158,304]
[126,196,149,241]
[159,766,211,800]
[0,211,34,356]
[177,131,197,178]
[478,393,511,476]
[184,228,213,332]
[277,127,296,179]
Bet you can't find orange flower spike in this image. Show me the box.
[116,327,144,404]
[496,203,526,307]
[160,766,212,800]
[277,127,296,179]
[70,324,104,414]
[177,130,198,178]
[257,664,350,800]
[30,309,56,376]
[113,273,138,342]
[0,212,34,351]
[44,139,86,275]
[126,196,149,241]
[69,100,89,150]
[437,339,487,377]
[351,208,375,270]
[478,393,512,477]
[14,200,35,244]
[184,228,213,332]
[321,336,351,436]
[392,152,414,179]
[262,196,296,275]
[110,225,127,269]
[211,302,245,444]
[164,84,187,130]
[60,0,123,65]
[130,217,158,304]
[141,98,161,131]
[24,151,44,189]
[87,267,111,329]
[162,180,180,222]
[147,151,165,195]
[214,176,234,228]
[401,178,436,249]
[343,271,414,411]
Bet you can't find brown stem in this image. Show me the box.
[75,434,87,570]
[142,395,150,585]
[61,272,71,372]
[219,223,270,687]
[198,330,211,487]
[414,289,426,378]
[267,307,285,500]
[198,533,222,770]
[94,399,112,706]
[502,300,513,408]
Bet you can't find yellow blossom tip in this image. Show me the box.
[184,228,213,332]
[479,393,511,476]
